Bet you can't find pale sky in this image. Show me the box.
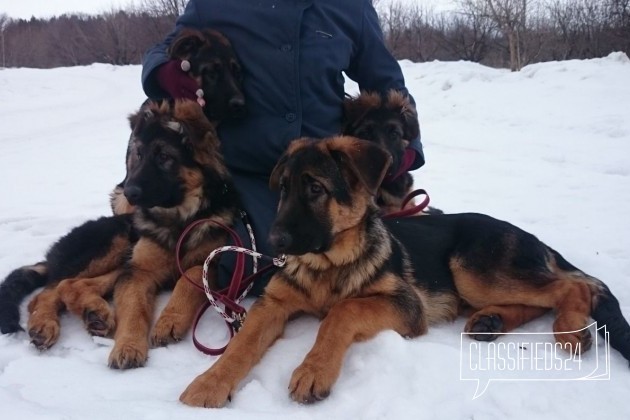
[0,0,141,19]
[0,0,453,20]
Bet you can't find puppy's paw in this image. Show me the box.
[180,372,234,408]
[83,306,115,337]
[0,319,23,334]
[554,315,592,353]
[289,362,333,404]
[108,341,148,369]
[465,313,503,341]
[151,313,187,347]
[28,320,60,350]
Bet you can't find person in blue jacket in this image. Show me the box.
[141,0,424,294]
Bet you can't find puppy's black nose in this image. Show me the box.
[269,230,292,253]
[123,185,142,204]
[228,96,246,116]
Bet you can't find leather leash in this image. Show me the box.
[178,188,430,356]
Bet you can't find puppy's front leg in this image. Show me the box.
[108,239,173,369]
[290,294,412,403]
[180,278,305,408]
[152,265,207,347]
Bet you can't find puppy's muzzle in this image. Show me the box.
[269,229,293,254]
[123,185,142,205]
[228,96,246,118]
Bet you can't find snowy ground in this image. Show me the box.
[1,53,629,419]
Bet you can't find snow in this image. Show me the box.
[1,53,630,418]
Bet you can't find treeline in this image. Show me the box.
[0,0,185,68]
[0,0,628,70]
[380,0,630,71]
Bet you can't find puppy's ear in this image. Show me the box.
[386,90,420,140]
[270,138,317,190]
[401,104,420,140]
[342,96,363,134]
[169,29,205,59]
[342,91,381,135]
[269,153,289,191]
[327,136,392,196]
[171,100,221,167]
[128,110,143,132]
[128,101,159,133]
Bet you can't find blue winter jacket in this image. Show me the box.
[142,0,424,293]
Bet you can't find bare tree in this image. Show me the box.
[140,0,187,18]
[437,2,493,62]
[608,0,630,51]
[547,0,580,59]
[45,15,95,66]
[0,13,9,68]
[376,1,443,61]
[379,1,415,57]
[94,9,138,65]
[457,0,534,70]
[0,0,626,69]
[481,0,534,71]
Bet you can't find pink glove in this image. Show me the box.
[155,59,199,101]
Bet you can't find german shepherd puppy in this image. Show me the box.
[110,27,246,216]
[33,100,241,367]
[0,28,245,340]
[342,90,420,214]
[179,136,630,408]
[107,100,242,368]
[11,101,241,359]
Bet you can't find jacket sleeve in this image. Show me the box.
[345,0,425,170]
[141,0,203,99]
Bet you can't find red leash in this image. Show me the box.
[381,189,430,219]
[175,214,284,356]
[177,188,430,356]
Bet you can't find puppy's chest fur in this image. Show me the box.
[279,220,413,317]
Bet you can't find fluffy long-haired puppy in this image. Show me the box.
[177,137,630,408]
[343,90,430,214]
[0,28,246,342]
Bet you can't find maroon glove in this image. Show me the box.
[155,59,199,101]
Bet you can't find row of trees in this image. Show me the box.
[0,0,628,71]
[0,0,185,68]
[380,0,630,70]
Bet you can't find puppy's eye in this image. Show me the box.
[309,182,324,195]
[156,152,172,166]
[136,150,143,161]
[207,70,218,81]
[231,62,242,80]
[388,127,402,139]
[203,64,220,82]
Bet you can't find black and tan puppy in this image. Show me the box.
[110,27,245,215]
[179,136,630,408]
[4,101,241,361]
[0,28,245,340]
[343,90,420,214]
[104,100,243,368]
[0,215,135,336]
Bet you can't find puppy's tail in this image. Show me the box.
[0,262,49,333]
[550,248,630,365]
[591,283,630,365]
